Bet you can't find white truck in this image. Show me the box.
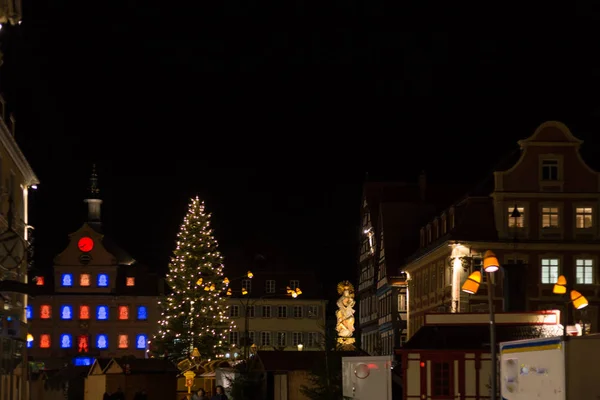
[500,335,600,400]
[342,355,394,400]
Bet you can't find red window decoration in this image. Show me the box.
[40,334,51,348]
[78,237,94,252]
[126,277,135,286]
[118,334,128,349]
[78,335,89,353]
[36,277,44,286]
[40,305,51,319]
[118,306,129,320]
[80,274,90,287]
[80,305,90,320]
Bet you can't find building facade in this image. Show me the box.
[405,121,600,339]
[225,269,326,354]
[28,171,162,364]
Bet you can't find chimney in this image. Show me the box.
[419,170,427,200]
[84,164,102,225]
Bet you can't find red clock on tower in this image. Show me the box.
[78,237,94,253]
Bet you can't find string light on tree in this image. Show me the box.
[151,196,234,362]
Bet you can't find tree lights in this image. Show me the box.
[152,196,234,362]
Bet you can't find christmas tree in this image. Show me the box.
[152,196,234,362]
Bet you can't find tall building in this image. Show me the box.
[405,121,600,339]
[28,169,162,365]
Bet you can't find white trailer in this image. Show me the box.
[500,335,600,400]
[342,355,393,400]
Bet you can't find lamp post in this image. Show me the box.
[552,275,588,336]
[462,250,500,400]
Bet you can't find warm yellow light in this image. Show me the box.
[483,250,500,273]
[286,286,292,294]
[291,292,298,298]
[295,287,302,295]
[204,286,210,291]
[210,284,216,291]
[571,290,589,310]
[297,343,303,351]
[223,277,230,285]
[247,271,253,278]
[192,348,201,357]
[242,288,248,295]
[553,275,567,294]
[462,271,482,294]
[196,277,203,285]
[26,334,33,342]
[226,289,232,296]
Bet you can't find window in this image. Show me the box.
[278,306,287,318]
[60,305,73,320]
[576,207,593,229]
[289,280,300,290]
[40,334,51,349]
[262,306,271,318]
[77,335,89,352]
[542,207,559,228]
[398,294,407,312]
[96,334,108,349]
[292,332,302,346]
[74,357,93,366]
[249,331,256,345]
[229,331,239,345]
[126,277,135,286]
[308,305,318,318]
[96,305,109,320]
[80,274,90,287]
[541,259,559,284]
[246,306,255,317]
[36,276,44,286]
[293,305,303,318]
[261,331,271,346]
[576,259,594,284]
[135,334,147,349]
[542,159,559,181]
[230,305,240,317]
[265,280,275,293]
[40,305,51,319]
[242,279,251,292]
[277,332,286,346]
[307,332,318,347]
[508,207,525,228]
[118,334,129,349]
[26,305,32,319]
[118,306,129,320]
[432,362,451,396]
[97,274,109,287]
[61,273,73,287]
[137,306,148,320]
[60,334,72,349]
[79,305,90,320]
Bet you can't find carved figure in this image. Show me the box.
[336,281,355,338]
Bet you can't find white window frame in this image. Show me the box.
[242,279,252,292]
[265,280,276,293]
[539,155,564,191]
[307,332,318,347]
[307,305,318,318]
[541,206,560,229]
[260,331,271,346]
[540,258,560,284]
[289,280,300,290]
[575,258,595,285]
[278,305,287,318]
[293,305,303,318]
[230,305,239,317]
[262,305,271,318]
[276,331,286,347]
[292,332,303,346]
[229,331,239,345]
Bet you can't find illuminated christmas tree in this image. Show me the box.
[152,196,234,362]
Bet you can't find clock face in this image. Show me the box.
[78,237,94,253]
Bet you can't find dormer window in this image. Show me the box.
[542,159,559,181]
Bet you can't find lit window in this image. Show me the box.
[542,207,559,228]
[542,159,559,181]
[97,274,109,287]
[541,259,559,284]
[118,306,129,320]
[61,273,73,287]
[36,277,44,286]
[26,305,32,319]
[137,306,148,320]
[77,335,89,353]
[507,207,525,228]
[40,334,51,348]
[60,334,72,349]
[60,305,73,320]
[135,334,147,350]
[126,277,135,286]
[576,207,593,229]
[79,305,90,320]
[40,305,51,319]
[96,305,108,320]
[118,334,129,349]
[80,274,90,287]
[96,334,108,349]
[576,259,594,284]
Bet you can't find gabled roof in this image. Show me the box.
[88,358,113,376]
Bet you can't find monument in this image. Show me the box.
[336,280,356,350]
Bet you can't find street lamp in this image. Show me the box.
[461,250,499,400]
[552,275,588,336]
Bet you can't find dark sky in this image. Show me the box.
[2,3,600,290]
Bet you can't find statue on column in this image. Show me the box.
[336,280,356,350]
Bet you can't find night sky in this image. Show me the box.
[1,4,600,292]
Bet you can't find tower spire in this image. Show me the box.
[89,164,100,199]
[84,164,103,227]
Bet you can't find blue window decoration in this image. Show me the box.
[137,306,148,320]
[27,339,33,348]
[96,305,108,320]
[60,305,73,320]
[135,334,147,349]
[60,334,72,349]
[73,357,94,366]
[96,334,108,349]
[26,305,32,319]
[97,274,109,287]
[61,273,73,287]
